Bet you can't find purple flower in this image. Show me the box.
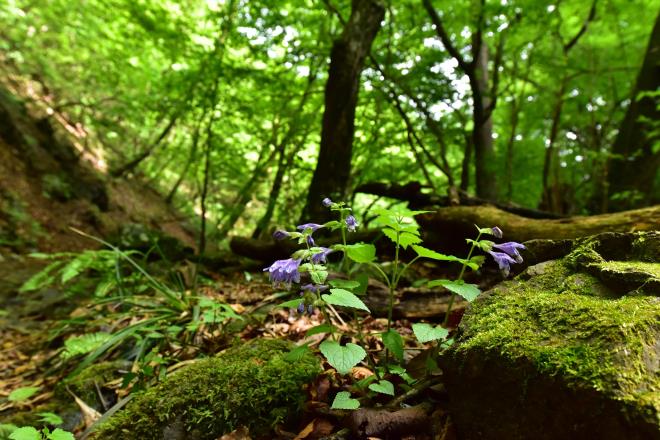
[297,223,324,232]
[492,242,526,263]
[301,284,329,293]
[272,230,290,240]
[487,251,517,277]
[306,235,315,247]
[491,226,503,239]
[311,247,333,264]
[263,258,301,285]
[297,302,305,313]
[322,198,333,207]
[307,304,315,315]
[345,215,358,232]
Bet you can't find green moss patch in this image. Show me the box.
[91,338,320,440]
[460,261,659,400]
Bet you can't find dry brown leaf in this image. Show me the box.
[294,418,334,440]
[351,366,374,380]
[218,426,251,440]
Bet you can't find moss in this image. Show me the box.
[55,361,126,407]
[598,261,660,279]
[91,338,320,440]
[456,259,659,414]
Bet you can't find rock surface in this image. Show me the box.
[91,338,320,440]
[440,232,660,440]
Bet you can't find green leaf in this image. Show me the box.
[354,273,369,296]
[309,268,328,284]
[38,412,63,425]
[382,229,422,249]
[284,344,310,362]
[411,245,461,263]
[61,333,111,359]
[369,379,395,396]
[319,340,366,375]
[328,279,360,289]
[344,243,376,263]
[428,279,481,302]
[47,429,75,440]
[322,289,370,312]
[277,298,303,309]
[8,427,41,440]
[330,391,360,410]
[8,387,39,402]
[305,323,335,337]
[381,329,404,362]
[412,323,449,343]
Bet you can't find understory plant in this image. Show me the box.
[19,232,242,387]
[264,199,526,409]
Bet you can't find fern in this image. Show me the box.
[61,333,111,359]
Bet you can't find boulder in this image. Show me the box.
[440,232,660,440]
[91,338,320,440]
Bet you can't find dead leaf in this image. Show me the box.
[351,366,374,380]
[294,418,334,440]
[218,426,251,440]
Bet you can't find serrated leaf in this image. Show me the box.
[8,387,39,402]
[369,379,395,396]
[381,329,404,362]
[310,268,328,284]
[412,323,449,343]
[47,429,75,440]
[411,245,461,262]
[399,232,423,249]
[382,228,397,244]
[322,289,370,312]
[344,243,376,263]
[328,279,360,289]
[38,412,63,425]
[428,279,481,302]
[319,340,366,374]
[8,427,40,440]
[331,391,360,410]
[306,323,335,337]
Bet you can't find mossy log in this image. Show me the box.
[418,204,660,253]
[91,339,320,440]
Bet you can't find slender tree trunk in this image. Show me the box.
[540,79,567,213]
[470,41,498,201]
[166,117,202,204]
[608,10,660,210]
[301,0,385,222]
[460,134,473,192]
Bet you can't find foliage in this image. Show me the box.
[264,199,526,409]
[0,0,656,238]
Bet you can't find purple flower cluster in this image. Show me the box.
[345,215,358,232]
[263,258,301,285]
[311,247,333,264]
[487,240,525,277]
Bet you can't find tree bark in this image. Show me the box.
[300,0,385,223]
[608,10,660,211]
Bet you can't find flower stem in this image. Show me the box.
[443,231,482,327]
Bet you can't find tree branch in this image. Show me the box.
[422,0,472,74]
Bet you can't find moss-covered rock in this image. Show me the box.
[91,338,320,440]
[440,232,660,440]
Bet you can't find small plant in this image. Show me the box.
[0,413,73,440]
[20,232,242,387]
[264,199,526,409]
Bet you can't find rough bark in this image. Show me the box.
[608,10,660,210]
[300,0,385,223]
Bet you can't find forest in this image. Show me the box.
[0,0,658,439]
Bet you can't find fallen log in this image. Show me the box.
[418,204,660,253]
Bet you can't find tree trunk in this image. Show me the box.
[300,0,385,222]
[470,41,498,201]
[608,10,660,211]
